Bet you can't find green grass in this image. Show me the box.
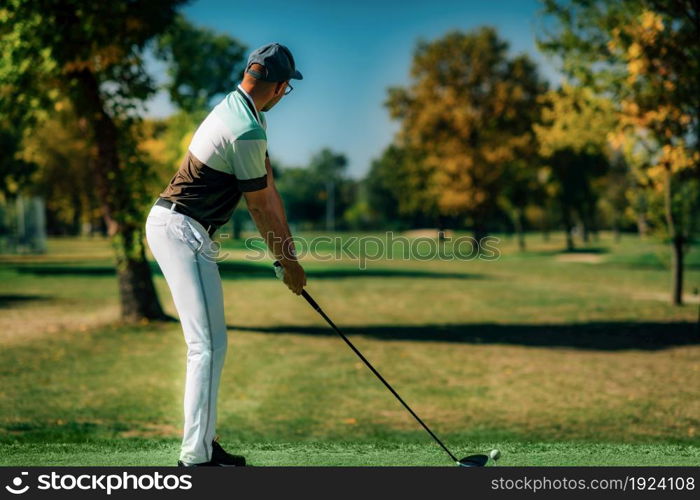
[2,441,699,466]
[0,231,699,466]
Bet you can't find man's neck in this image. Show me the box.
[238,82,266,112]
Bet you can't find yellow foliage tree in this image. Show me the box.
[534,84,618,249]
[386,28,547,239]
[608,9,699,305]
[540,0,700,305]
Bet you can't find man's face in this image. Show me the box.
[261,82,289,112]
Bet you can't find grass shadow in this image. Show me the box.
[561,247,609,254]
[12,264,115,276]
[528,246,610,257]
[0,421,134,444]
[8,261,483,281]
[228,321,699,351]
[0,294,52,308]
[215,261,482,280]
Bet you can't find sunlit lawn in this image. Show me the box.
[0,231,699,466]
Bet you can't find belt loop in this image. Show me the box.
[169,203,176,213]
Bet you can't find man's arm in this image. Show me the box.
[244,160,306,294]
[264,156,293,237]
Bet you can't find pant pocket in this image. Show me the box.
[168,216,204,254]
[146,216,168,227]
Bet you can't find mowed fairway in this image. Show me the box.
[1,233,699,466]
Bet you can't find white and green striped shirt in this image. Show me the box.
[159,85,270,231]
[189,85,268,187]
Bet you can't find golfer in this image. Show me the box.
[145,43,306,466]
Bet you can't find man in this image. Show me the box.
[145,43,306,466]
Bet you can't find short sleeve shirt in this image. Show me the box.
[159,86,269,230]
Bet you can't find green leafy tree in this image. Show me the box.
[276,149,352,230]
[156,16,247,114]
[19,102,100,234]
[599,149,634,242]
[365,144,437,229]
[0,0,247,320]
[498,158,545,251]
[309,148,348,231]
[0,128,37,200]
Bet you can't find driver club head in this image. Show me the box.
[457,454,489,467]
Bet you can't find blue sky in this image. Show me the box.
[147,0,561,177]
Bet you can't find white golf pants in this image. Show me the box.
[145,203,227,464]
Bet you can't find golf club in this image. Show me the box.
[273,261,493,467]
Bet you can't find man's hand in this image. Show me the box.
[281,260,306,295]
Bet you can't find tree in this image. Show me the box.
[600,149,633,242]
[155,16,247,115]
[0,1,247,320]
[366,144,438,229]
[309,148,348,231]
[534,84,617,250]
[0,128,37,201]
[385,28,548,240]
[539,0,700,304]
[498,158,544,251]
[276,148,352,230]
[19,102,100,235]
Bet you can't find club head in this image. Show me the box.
[457,454,489,467]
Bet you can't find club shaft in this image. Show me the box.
[301,290,459,463]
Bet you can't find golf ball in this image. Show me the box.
[489,449,501,461]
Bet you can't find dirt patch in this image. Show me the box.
[119,423,180,439]
[633,292,700,304]
[555,253,604,264]
[402,229,455,239]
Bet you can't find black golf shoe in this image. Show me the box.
[211,440,246,466]
[177,460,220,467]
[177,440,247,467]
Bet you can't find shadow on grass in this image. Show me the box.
[528,246,610,257]
[0,294,52,308]
[228,321,699,351]
[12,264,115,276]
[217,261,482,280]
[0,421,136,444]
[10,261,483,281]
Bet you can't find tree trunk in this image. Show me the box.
[613,214,621,243]
[636,214,648,239]
[473,220,487,250]
[232,211,243,240]
[581,222,590,244]
[671,235,684,306]
[514,208,526,252]
[71,191,82,235]
[72,70,167,322]
[113,226,167,321]
[562,208,575,251]
[663,166,684,306]
[437,215,447,242]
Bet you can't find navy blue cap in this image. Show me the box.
[245,43,303,83]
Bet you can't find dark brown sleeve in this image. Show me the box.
[238,174,268,192]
